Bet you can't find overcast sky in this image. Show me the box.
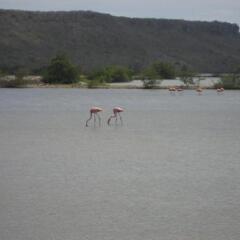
[0,0,239,26]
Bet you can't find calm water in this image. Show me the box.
[0,89,240,240]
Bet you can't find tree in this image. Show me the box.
[178,65,195,87]
[142,61,176,80]
[141,67,158,88]
[142,66,158,80]
[103,66,132,83]
[88,66,132,83]
[219,65,240,89]
[152,61,176,79]
[220,73,240,89]
[44,54,79,84]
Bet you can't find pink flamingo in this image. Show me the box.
[196,87,203,95]
[168,87,176,95]
[176,87,184,94]
[86,107,103,127]
[217,87,224,94]
[107,107,124,125]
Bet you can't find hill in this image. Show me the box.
[0,9,240,73]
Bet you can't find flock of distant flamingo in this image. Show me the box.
[85,87,225,127]
[168,86,224,95]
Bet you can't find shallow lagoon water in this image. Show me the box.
[0,89,240,240]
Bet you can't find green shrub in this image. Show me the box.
[44,54,79,84]
[142,79,158,89]
[88,66,132,83]
[218,74,240,89]
[106,66,132,83]
[86,79,104,88]
[141,67,159,80]
[142,61,176,80]
[140,67,158,88]
[0,68,29,88]
[178,65,195,87]
[0,77,27,88]
[154,61,176,79]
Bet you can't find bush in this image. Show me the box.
[140,67,159,88]
[44,54,79,84]
[0,68,29,88]
[88,70,106,82]
[86,79,107,88]
[142,79,158,89]
[141,66,159,80]
[0,77,28,88]
[154,61,176,79]
[142,61,176,80]
[106,66,132,83]
[88,66,132,83]
[178,65,195,87]
[218,74,240,89]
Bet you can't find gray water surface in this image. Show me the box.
[0,89,240,240]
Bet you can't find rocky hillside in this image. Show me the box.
[0,9,240,73]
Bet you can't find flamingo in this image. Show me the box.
[196,87,203,95]
[217,87,224,94]
[107,107,124,125]
[168,87,176,95]
[86,107,103,127]
[176,87,184,94]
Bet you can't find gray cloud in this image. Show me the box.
[0,0,239,26]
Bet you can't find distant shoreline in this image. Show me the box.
[2,83,238,90]
[1,76,240,90]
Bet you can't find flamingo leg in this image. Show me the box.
[93,113,97,126]
[86,112,93,127]
[115,112,118,124]
[107,117,111,125]
[107,115,113,125]
[97,112,101,126]
[107,113,117,125]
[118,112,123,125]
